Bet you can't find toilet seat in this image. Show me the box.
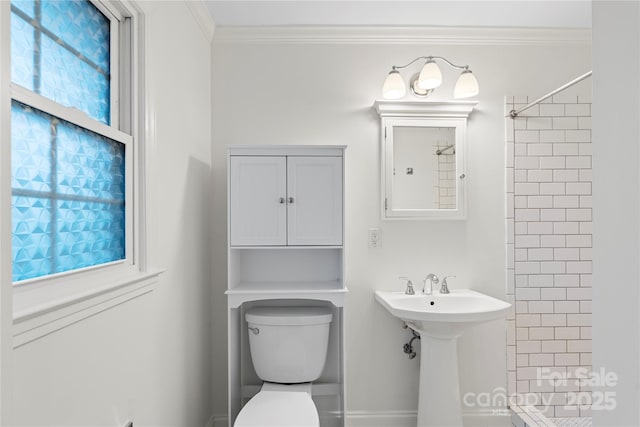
[234,385,319,427]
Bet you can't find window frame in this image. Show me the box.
[4,0,159,346]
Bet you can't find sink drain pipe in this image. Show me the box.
[402,322,420,359]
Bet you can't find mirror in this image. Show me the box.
[375,101,476,220]
[393,126,456,210]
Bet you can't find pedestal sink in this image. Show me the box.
[375,289,511,427]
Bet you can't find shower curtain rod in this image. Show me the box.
[508,70,592,118]
[436,144,455,155]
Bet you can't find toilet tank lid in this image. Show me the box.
[245,306,333,326]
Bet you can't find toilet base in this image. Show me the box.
[234,382,319,427]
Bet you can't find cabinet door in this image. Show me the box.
[230,156,287,246]
[287,156,343,245]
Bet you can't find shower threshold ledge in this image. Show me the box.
[511,404,592,427]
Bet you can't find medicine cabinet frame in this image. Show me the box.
[375,100,477,220]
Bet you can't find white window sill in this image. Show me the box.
[13,268,164,348]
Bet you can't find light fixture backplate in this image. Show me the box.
[409,73,434,98]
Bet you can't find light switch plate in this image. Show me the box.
[368,228,380,248]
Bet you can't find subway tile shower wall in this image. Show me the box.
[505,93,592,418]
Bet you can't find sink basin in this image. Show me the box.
[375,289,511,336]
[375,289,511,426]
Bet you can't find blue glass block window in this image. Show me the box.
[11,101,125,282]
[10,0,111,124]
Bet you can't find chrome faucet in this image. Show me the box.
[440,276,455,294]
[423,274,439,295]
[399,276,415,295]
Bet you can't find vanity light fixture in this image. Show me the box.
[382,56,479,100]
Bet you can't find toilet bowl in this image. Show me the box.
[233,306,333,427]
[233,382,318,427]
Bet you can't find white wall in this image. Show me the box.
[592,2,640,426]
[210,29,591,422]
[10,2,214,426]
[0,1,14,424]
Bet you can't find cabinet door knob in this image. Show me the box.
[279,197,285,204]
[288,197,295,204]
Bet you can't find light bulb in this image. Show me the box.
[382,70,406,99]
[418,60,442,90]
[454,70,479,98]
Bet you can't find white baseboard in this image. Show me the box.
[206,413,227,427]
[345,410,417,427]
[345,409,511,427]
[209,409,510,427]
[463,409,512,427]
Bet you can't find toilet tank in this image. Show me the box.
[245,306,333,383]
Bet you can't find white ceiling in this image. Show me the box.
[204,1,592,28]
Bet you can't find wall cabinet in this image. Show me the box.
[374,100,476,220]
[226,146,346,427]
[230,155,342,246]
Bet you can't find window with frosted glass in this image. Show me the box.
[11,0,111,124]
[10,0,126,283]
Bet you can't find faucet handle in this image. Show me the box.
[440,275,456,294]
[399,276,415,295]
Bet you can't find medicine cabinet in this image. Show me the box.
[375,100,476,220]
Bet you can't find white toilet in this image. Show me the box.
[234,306,333,427]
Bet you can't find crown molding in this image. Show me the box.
[374,100,477,118]
[186,0,216,42]
[213,25,591,46]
